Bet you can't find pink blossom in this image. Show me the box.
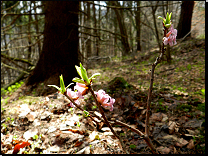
[67,88,82,107]
[95,89,115,111]
[163,25,177,46]
[74,83,88,96]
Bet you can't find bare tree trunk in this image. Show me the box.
[151,1,161,51]
[86,2,91,58]
[111,1,131,56]
[33,1,42,56]
[96,1,101,56]
[93,2,99,57]
[136,1,141,51]
[27,1,32,69]
[177,1,194,39]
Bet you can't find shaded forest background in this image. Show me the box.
[1,1,205,92]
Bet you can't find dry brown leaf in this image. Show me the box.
[74,140,83,147]
[150,112,163,122]
[168,121,176,134]
[157,146,171,154]
[187,139,195,149]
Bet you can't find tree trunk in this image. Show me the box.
[177,1,194,39]
[93,2,99,57]
[136,1,141,51]
[25,1,79,96]
[151,2,161,51]
[86,2,91,58]
[111,1,131,56]
[33,1,42,56]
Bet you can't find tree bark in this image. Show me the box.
[86,2,91,58]
[93,2,99,57]
[177,1,194,39]
[151,1,161,51]
[25,1,79,96]
[136,1,141,51]
[111,1,131,56]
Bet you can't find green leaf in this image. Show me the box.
[32,135,38,140]
[60,75,66,93]
[158,16,164,20]
[201,89,205,96]
[48,85,61,91]
[83,110,90,117]
[66,83,74,89]
[72,77,85,84]
[89,73,101,81]
[165,12,169,24]
[75,65,83,79]
[169,12,172,22]
[80,63,90,84]
[129,144,136,149]
[165,23,171,28]
[80,63,87,76]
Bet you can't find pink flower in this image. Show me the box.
[67,88,83,107]
[163,25,177,46]
[74,83,88,96]
[95,90,115,111]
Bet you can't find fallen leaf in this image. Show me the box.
[18,104,31,117]
[168,121,176,134]
[157,146,171,154]
[23,129,38,140]
[184,118,203,128]
[26,113,35,122]
[13,141,31,154]
[178,138,189,147]
[187,139,194,149]
[89,131,100,142]
[150,112,163,122]
[49,145,60,152]
[74,140,83,147]
[68,129,85,135]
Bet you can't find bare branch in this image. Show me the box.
[1,53,34,66]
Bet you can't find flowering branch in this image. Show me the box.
[88,86,129,154]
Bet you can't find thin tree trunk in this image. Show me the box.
[33,1,42,56]
[151,1,161,51]
[27,1,32,69]
[86,2,91,58]
[111,1,130,56]
[93,2,99,57]
[136,1,141,52]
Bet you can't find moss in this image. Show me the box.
[107,77,134,94]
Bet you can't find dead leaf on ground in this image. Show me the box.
[150,112,163,123]
[187,139,195,149]
[13,141,31,154]
[157,146,171,154]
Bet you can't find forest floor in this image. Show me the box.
[1,37,205,154]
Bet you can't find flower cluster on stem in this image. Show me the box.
[94,90,115,111]
[163,24,177,46]
[67,83,115,111]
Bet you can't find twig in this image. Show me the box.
[145,26,168,137]
[142,24,168,154]
[88,86,129,154]
[1,62,30,74]
[63,92,99,125]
